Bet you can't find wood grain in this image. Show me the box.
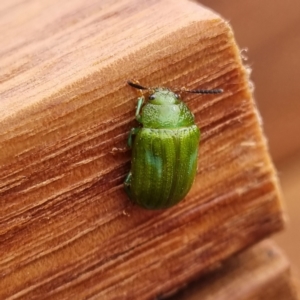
[171,239,299,300]
[0,0,284,299]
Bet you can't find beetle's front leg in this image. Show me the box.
[135,96,144,123]
[127,127,140,148]
[124,171,132,198]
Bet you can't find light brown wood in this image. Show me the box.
[0,0,284,299]
[171,239,299,300]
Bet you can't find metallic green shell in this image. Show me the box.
[129,125,200,209]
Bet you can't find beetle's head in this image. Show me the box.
[148,88,180,105]
[127,80,223,105]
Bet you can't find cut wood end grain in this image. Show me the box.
[0,0,285,299]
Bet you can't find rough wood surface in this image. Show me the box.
[0,0,284,299]
[171,239,299,300]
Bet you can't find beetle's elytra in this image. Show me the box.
[124,81,223,210]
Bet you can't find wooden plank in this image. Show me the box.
[171,240,299,300]
[0,0,284,299]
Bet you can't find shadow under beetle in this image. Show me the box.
[124,80,223,210]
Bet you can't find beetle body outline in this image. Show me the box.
[124,81,222,209]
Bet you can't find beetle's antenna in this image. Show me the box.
[127,80,149,90]
[183,88,223,94]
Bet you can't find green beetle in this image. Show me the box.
[124,81,223,209]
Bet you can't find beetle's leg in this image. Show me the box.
[127,127,140,148]
[110,147,128,154]
[135,96,144,123]
[124,172,132,197]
